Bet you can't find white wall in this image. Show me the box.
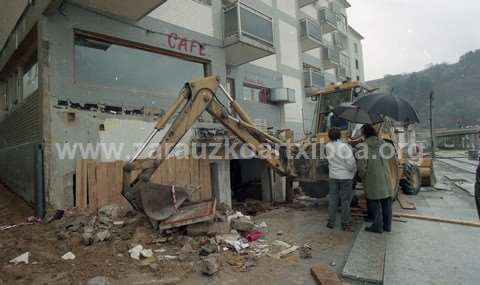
[278,20,301,70]
[148,0,220,39]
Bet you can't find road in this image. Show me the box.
[383,157,480,285]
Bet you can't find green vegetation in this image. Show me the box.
[367,49,480,128]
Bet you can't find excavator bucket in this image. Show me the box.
[122,180,194,222]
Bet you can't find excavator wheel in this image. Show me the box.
[403,162,422,195]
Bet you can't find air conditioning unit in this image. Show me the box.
[269,88,296,104]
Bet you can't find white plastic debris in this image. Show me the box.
[9,252,30,265]
[128,245,143,260]
[61,252,76,260]
[270,245,299,259]
[141,248,154,258]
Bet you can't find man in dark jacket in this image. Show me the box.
[475,158,480,219]
[357,125,394,233]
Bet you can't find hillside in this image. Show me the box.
[367,49,480,128]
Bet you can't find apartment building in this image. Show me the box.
[0,0,364,211]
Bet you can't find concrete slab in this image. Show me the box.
[342,223,386,284]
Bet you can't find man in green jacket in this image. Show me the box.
[357,125,394,233]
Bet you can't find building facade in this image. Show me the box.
[0,0,364,210]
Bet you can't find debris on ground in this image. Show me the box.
[201,254,220,275]
[128,245,154,260]
[299,244,312,259]
[61,251,76,260]
[246,230,263,242]
[231,216,255,232]
[9,252,30,265]
[86,276,113,285]
[270,245,299,259]
[311,265,342,285]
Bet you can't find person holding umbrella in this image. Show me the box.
[357,124,394,233]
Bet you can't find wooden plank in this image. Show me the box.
[86,160,97,210]
[95,163,109,208]
[311,265,342,285]
[159,199,216,230]
[75,160,87,209]
[190,158,201,202]
[393,213,480,227]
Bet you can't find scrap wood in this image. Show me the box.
[311,265,342,285]
[393,213,480,227]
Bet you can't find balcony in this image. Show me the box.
[304,68,325,88]
[73,0,168,21]
[300,18,324,52]
[318,8,337,34]
[223,2,275,66]
[332,31,348,51]
[322,46,340,69]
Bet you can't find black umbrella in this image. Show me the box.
[333,103,384,124]
[352,93,420,123]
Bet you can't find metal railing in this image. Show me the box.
[300,18,323,44]
[304,68,325,88]
[318,8,337,30]
[224,2,274,47]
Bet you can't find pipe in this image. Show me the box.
[128,128,159,163]
[34,144,45,219]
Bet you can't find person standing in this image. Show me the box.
[475,157,480,219]
[326,128,357,231]
[357,125,394,233]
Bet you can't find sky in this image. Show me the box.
[347,0,480,80]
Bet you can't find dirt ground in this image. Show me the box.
[0,184,359,285]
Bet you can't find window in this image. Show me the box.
[226,78,236,99]
[354,43,358,54]
[356,76,360,81]
[22,61,38,99]
[74,33,206,95]
[242,84,270,104]
[355,59,359,70]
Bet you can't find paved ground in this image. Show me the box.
[383,158,480,285]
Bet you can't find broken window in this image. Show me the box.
[22,61,38,99]
[242,84,271,104]
[74,33,206,95]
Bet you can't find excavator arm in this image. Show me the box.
[122,76,295,221]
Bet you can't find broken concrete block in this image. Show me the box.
[201,254,220,276]
[231,217,254,233]
[61,252,76,260]
[86,276,113,285]
[129,245,143,260]
[199,243,218,256]
[9,252,30,265]
[82,232,94,246]
[95,230,111,242]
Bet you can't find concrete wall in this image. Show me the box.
[348,28,365,81]
[42,3,229,208]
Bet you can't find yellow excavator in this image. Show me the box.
[122,76,298,227]
[299,80,433,199]
[122,76,432,227]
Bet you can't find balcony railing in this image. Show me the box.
[304,68,325,88]
[300,18,324,52]
[322,46,340,69]
[318,8,337,34]
[224,2,275,65]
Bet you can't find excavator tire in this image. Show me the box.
[403,162,422,195]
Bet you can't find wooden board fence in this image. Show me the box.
[75,158,212,210]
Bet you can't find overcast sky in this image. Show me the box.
[347,0,480,80]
